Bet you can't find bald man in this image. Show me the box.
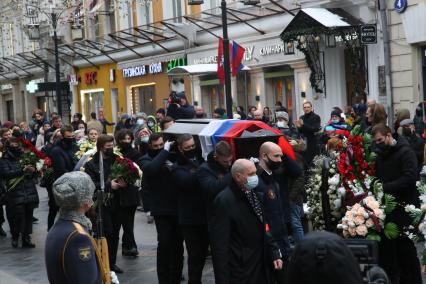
[257,142,301,283]
[253,109,263,121]
[210,159,283,284]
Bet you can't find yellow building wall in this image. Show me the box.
[76,63,126,133]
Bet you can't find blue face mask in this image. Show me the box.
[246,175,259,190]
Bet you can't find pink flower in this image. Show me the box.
[348,227,357,237]
[365,218,374,228]
[364,196,380,210]
[356,224,368,236]
[373,208,385,220]
[354,215,365,225]
[356,207,366,217]
[352,203,361,211]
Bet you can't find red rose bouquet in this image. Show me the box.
[109,156,142,186]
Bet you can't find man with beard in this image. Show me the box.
[197,141,233,221]
[210,159,283,284]
[256,142,301,283]
[372,124,422,284]
[85,134,127,274]
[139,133,184,284]
[171,134,208,284]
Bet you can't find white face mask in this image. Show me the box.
[137,119,144,125]
[246,175,259,190]
[141,136,149,143]
[277,121,288,128]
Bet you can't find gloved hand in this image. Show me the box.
[164,141,173,152]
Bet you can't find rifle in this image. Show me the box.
[97,151,112,284]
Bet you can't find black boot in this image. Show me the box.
[22,235,35,248]
[11,236,18,248]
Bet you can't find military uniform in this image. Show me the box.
[45,219,102,284]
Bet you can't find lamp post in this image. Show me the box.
[51,12,62,118]
[221,0,233,118]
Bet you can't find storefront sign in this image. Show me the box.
[123,66,146,78]
[149,62,163,74]
[26,78,44,93]
[394,0,408,13]
[259,44,285,56]
[166,58,187,72]
[360,25,377,44]
[194,55,218,65]
[85,72,97,85]
[68,74,80,86]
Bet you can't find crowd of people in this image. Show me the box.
[0,90,425,284]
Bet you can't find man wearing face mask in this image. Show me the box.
[275,111,298,139]
[197,141,233,221]
[51,125,78,181]
[372,124,422,284]
[210,159,283,284]
[171,134,208,284]
[84,134,127,274]
[398,119,425,170]
[139,133,184,284]
[256,142,301,283]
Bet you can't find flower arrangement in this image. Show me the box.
[109,156,142,186]
[8,138,52,191]
[75,139,97,160]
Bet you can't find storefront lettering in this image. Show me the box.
[194,55,217,64]
[167,58,187,72]
[68,74,80,86]
[85,72,97,84]
[244,46,254,61]
[0,84,12,91]
[123,66,146,78]
[259,44,285,56]
[149,62,163,74]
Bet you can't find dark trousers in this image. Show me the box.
[7,203,34,239]
[121,206,137,250]
[181,224,209,284]
[0,205,5,224]
[379,236,422,284]
[154,215,184,284]
[47,186,59,231]
[104,206,121,267]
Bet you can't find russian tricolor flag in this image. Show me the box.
[231,40,245,76]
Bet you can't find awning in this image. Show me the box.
[281,8,363,34]
[167,64,250,76]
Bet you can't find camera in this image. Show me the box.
[344,239,389,284]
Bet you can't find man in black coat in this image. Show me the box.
[138,133,183,284]
[197,141,232,221]
[115,129,143,257]
[295,101,321,165]
[398,119,425,171]
[256,142,301,283]
[0,137,39,248]
[210,159,283,284]
[85,134,127,274]
[171,134,208,284]
[372,124,422,284]
[166,92,195,120]
[49,125,78,230]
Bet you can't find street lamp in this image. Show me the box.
[25,4,74,119]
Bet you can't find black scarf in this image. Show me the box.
[243,189,263,223]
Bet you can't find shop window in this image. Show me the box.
[201,83,224,118]
[131,85,156,116]
[81,90,104,121]
[270,77,294,117]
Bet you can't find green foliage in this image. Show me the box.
[384,222,399,240]
[384,194,397,214]
[350,125,361,136]
[366,232,381,242]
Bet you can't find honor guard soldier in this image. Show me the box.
[45,171,102,284]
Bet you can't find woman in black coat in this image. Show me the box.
[115,129,142,257]
[0,137,39,248]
